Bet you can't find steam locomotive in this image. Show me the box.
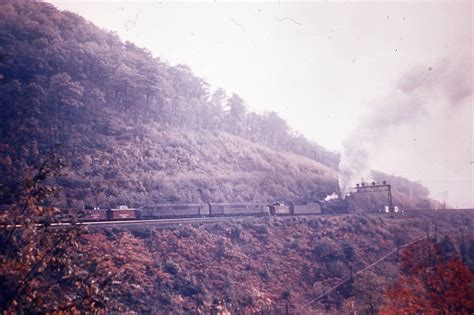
[80,202,323,221]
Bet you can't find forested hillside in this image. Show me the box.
[0,1,431,208]
[70,212,474,313]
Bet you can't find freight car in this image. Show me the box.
[292,202,322,215]
[81,205,137,221]
[138,203,209,219]
[269,203,291,215]
[320,198,348,214]
[269,202,322,216]
[81,208,109,221]
[109,205,137,220]
[209,203,268,216]
[78,200,323,223]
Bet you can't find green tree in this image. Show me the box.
[225,93,246,136]
[47,72,84,136]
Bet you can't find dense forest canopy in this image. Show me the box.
[0,1,336,164]
[0,1,431,208]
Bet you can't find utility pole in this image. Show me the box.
[349,266,353,284]
[396,238,401,263]
[387,183,393,213]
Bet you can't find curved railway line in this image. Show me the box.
[54,212,353,229]
[5,208,472,230]
[62,208,474,228]
[72,215,258,228]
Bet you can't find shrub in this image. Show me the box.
[255,225,268,235]
[258,269,270,281]
[131,228,152,239]
[281,288,292,300]
[227,226,241,240]
[327,261,347,278]
[164,261,181,275]
[177,228,192,238]
[235,292,255,307]
[341,241,356,261]
[356,215,368,225]
[313,240,341,263]
[175,277,202,297]
[215,239,226,261]
[289,240,299,249]
[308,219,320,229]
[104,228,117,240]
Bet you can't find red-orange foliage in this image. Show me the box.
[381,240,474,314]
[428,259,474,313]
[0,151,116,313]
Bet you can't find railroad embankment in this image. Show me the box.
[84,210,474,313]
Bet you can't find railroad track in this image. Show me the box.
[2,215,264,230]
[77,213,351,228]
[80,215,259,228]
[46,213,351,229]
[5,209,472,230]
[404,208,474,212]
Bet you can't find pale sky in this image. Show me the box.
[49,1,473,207]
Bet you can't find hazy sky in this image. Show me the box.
[49,1,472,207]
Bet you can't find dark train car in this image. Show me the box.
[81,209,109,221]
[138,203,209,219]
[209,203,268,216]
[110,206,137,220]
[269,203,291,215]
[320,198,348,214]
[292,202,322,215]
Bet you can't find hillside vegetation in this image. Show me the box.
[83,211,474,313]
[0,1,431,208]
[0,2,471,314]
[57,127,338,207]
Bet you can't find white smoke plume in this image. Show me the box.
[339,57,472,197]
[324,192,339,201]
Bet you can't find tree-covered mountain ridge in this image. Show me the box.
[0,1,431,208]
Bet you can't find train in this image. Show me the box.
[79,202,323,222]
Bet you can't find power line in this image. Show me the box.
[303,226,465,308]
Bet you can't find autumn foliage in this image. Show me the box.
[0,151,114,313]
[381,239,474,314]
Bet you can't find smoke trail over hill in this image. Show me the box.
[339,57,472,197]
